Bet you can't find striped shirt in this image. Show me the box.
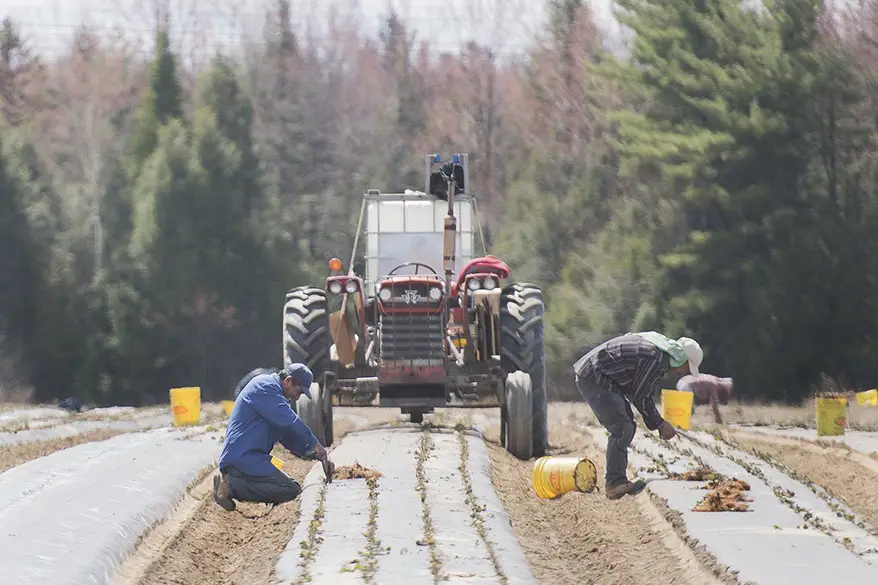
[573,335,669,430]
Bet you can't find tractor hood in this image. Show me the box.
[376,276,445,309]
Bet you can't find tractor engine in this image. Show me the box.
[374,270,446,366]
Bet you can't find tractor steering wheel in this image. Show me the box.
[387,262,438,276]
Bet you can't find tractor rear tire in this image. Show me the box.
[500,283,548,457]
[297,382,332,447]
[283,286,331,420]
[283,286,331,373]
[505,370,534,460]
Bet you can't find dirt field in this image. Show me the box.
[689,399,878,430]
[482,418,726,585]
[113,411,396,585]
[725,429,878,532]
[111,405,739,585]
[4,399,878,585]
[125,450,314,585]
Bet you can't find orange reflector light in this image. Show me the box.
[328,257,343,271]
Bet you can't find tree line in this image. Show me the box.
[1,0,877,406]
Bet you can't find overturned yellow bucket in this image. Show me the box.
[816,396,847,436]
[662,389,694,430]
[170,386,201,426]
[532,456,597,499]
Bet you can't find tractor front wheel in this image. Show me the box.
[297,382,333,447]
[500,283,548,457]
[505,370,534,460]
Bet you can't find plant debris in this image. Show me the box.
[693,479,752,512]
[668,466,726,482]
[334,461,383,480]
[666,464,752,512]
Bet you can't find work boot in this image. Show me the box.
[213,470,236,511]
[606,479,647,500]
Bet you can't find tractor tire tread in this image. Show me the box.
[500,282,548,457]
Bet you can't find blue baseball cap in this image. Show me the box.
[284,363,313,399]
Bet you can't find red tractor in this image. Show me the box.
[282,154,547,460]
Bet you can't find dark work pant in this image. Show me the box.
[575,375,636,488]
[222,466,302,505]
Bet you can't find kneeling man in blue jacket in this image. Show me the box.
[213,363,335,511]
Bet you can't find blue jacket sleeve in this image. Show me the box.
[280,421,319,458]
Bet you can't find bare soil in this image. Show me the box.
[727,430,878,532]
[124,410,392,585]
[0,429,124,473]
[112,404,736,585]
[482,418,724,585]
[9,399,874,585]
[132,448,314,585]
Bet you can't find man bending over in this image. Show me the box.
[677,374,733,424]
[213,363,335,511]
[573,332,703,500]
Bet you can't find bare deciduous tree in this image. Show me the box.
[33,29,144,276]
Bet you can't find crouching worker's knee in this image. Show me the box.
[225,468,302,505]
[260,472,302,505]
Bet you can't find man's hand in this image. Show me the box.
[313,443,334,483]
[322,457,335,483]
[658,420,677,441]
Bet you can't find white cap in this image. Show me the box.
[677,337,703,375]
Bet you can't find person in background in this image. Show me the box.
[212,363,335,512]
[573,331,703,500]
[676,374,733,424]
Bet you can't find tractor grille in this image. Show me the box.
[380,312,444,361]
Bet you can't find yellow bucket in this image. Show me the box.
[816,396,847,436]
[662,390,694,430]
[170,386,201,426]
[220,400,235,416]
[270,455,284,471]
[532,456,597,499]
[856,389,878,407]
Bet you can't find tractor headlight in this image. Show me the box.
[483,276,497,290]
[345,280,358,294]
[429,286,442,301]
[329,281,343,294]
[378,287,392,302]
[467,277,481,291]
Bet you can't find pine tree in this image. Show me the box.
[0,133,40,360]
[605,0,875,398]
[128,27,185,176]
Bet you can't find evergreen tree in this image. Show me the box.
[128,27,185,177]
[199,55,259,216]
[605,0,875,398]
[0,133,41,363]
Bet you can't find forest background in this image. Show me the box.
[2,0,876,406]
